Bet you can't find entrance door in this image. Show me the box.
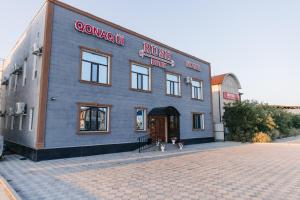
[149,117,166,142]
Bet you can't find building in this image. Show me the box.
[211,73,242,141]
[0,0,214,161]
[271,105,300,115]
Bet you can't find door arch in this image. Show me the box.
[148,106,180,142]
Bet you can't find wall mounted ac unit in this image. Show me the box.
[8,107,14,116]
[32,43,43,56]
[1,76,9,85]
[12,63,23,75]
[15,102,26,115]
[184,77,193,84]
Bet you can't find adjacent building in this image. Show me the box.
[211,73,242,141]
[0,0,214,161]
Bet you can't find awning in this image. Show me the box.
[148,106,180,116]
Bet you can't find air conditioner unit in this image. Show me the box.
[15,102,26,115]
[32,43,43,56]
[184,77,193,84]
[8,107,14,116]
[1,76,9,85]
[12,63,23,75]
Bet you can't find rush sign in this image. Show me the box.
[139,42,175,68]
[74,20,125,46]
[223,92,240,100]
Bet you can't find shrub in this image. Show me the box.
[270,129,280,140]
[252,132,272,143]
[292,115,300,129]
[288,128,300,136]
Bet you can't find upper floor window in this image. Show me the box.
[131,63,151,92]
[136,108,147,131]
[193,113,205,130]
[79,105,110,132]
[81,51,110,85]
[166,73,181,96]
[192,79,203,100]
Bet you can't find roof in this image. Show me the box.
[211,73,242,89]
[148,106,180,116]
[271,105,300,110]
[48,0,210,65]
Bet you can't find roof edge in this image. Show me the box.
[48,0,210,65]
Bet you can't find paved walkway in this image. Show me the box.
[1,140,300,199]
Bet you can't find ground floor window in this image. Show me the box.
[193,113,205,130]
[79,105,110,132]
[136,108,147,131]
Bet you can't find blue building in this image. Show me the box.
[1,0,214,161]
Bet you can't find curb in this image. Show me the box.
[0,176,22,200]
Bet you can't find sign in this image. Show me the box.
[74,20,125,46]
[139,42,175,68]
[186,61,201,71]
[223,92,240,100]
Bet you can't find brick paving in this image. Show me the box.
[0,141,300,200]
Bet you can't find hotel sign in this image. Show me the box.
[139,42,175,68]
[74,20,125,46]
[186,61,201,71]
[223,92,240,100]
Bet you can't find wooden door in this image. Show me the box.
[150,117,166,142]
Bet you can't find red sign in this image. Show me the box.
[139,42,175,68]
[223,92,240,100]
[74,20,125,46]
[186,61,201,71]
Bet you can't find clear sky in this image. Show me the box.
[1,0,299,105]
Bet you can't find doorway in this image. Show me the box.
[148,106,180,143]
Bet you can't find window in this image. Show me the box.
[8,76,13,96]
[32,55,38,80]
[79,105,110,132]
[10,116,14,130]
[166,73,181,96]
[5,115,9,129]
[193,113,205,130]
[19,115,23,131]
[131,63,151,91]
[192,80,203,100]
[81,51,110,85]
[29,108,34,131]
[22,59,27,86]
[136,108,146,131]
[14,74,18,92]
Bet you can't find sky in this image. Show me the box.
[0,0,299,105]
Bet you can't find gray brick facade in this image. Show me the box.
[1,1,214,159]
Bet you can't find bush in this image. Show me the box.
[223,100,300,142]
[270,129,280,140]
[252,132,272,143]
[288,128,300,136]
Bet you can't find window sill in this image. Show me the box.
[135,129,148,133]
[191,97,204,101]
[79,80,111,87]
[77,131,110,135]
[129,88,152,93]
[192,129,205,131]
[166,94,182,98]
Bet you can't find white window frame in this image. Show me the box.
[10,116,14,130]
[130,63,151,92]
[193,113,205,130]
[19,115,23,131]
[22,59,27,86]
[166,72,181,96]
[29,108,34,131]
[32,55,38,80]
[191,79,203,100]
[80,50,111,85]
[5,115,9,129]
